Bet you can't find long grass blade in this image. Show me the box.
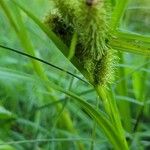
[109,35,150,56]
[115,31,150,43]
[0,44,87,84]
[42,80,129,150]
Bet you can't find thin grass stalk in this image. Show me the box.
[68,32,78,60]
[95,85,129,150]
[0,44,87,84]
[132,57,149,132]
[111,0,129,31]
[90,98,99,150]
[116,52,131,131]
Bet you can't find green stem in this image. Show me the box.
[90,98,99,150]
[116,52,131,132]
[95,85,129,150]
[132,57,149,132]
[68,32,78,60]
[111,0,129,31]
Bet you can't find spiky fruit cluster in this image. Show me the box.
[45,0,116,86]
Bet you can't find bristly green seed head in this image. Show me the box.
[46,0,116,86]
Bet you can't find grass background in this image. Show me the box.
[0,0,149,149]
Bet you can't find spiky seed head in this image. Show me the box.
[46,0,116,86]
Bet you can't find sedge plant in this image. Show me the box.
[0,0,149,150]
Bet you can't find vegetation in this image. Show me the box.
[0,0,149,149]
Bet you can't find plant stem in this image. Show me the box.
[132,57,149,132]
[95,85,129,150]
[68,32,78,60]
[111,0,129,31]
[90,98,99,150]
[116,52,131,132]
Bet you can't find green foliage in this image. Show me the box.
[0,144,16,150]
[0,106,16,120]
[0,0,149,150]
